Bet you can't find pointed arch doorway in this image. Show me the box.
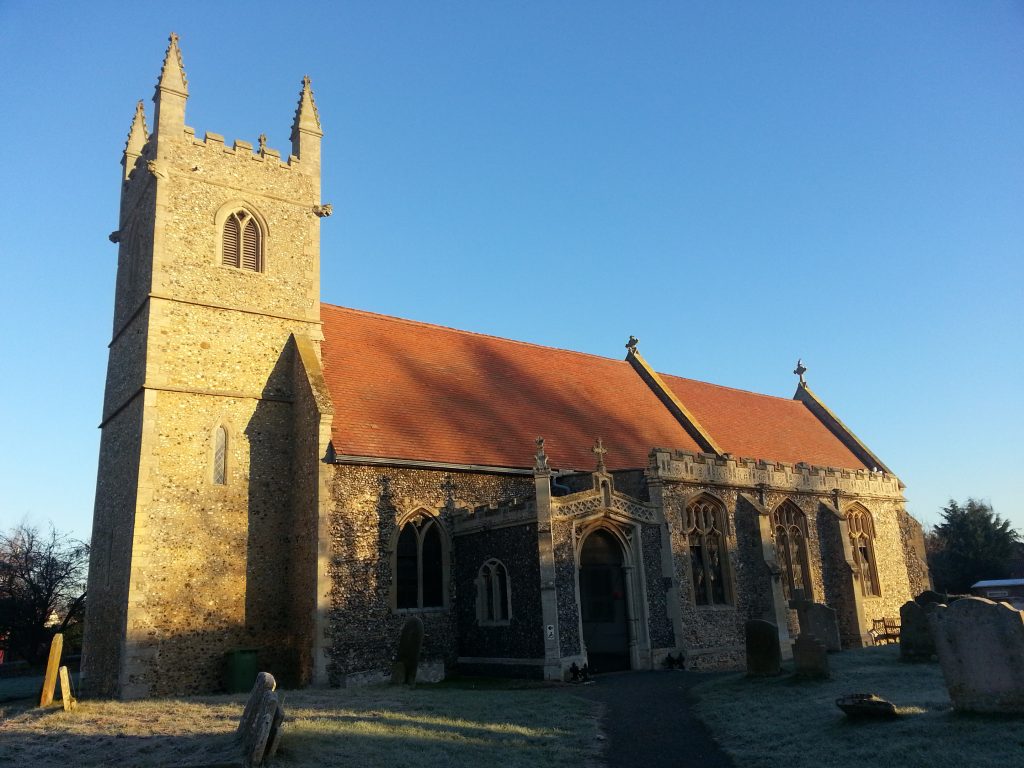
[579,529,631,672]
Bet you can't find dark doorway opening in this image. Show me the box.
[579,529,630,673]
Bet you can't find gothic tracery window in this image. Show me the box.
[683,496,730,605]
[772,500,812,601]
[222,209,263,271]
[476,559,511,624]
[395,514,445,610]
[847,505,881,597]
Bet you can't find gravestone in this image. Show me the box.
[915,589,949,607]
[38,633,63,707]
[237,671,276,739]
[391,616,425,685]
[745,619,782,676]
[804,603,841,652]
[58,665,77,711]
[240,689,284,767]
[792,634,829,678]
[899,600,935,661]
[930,597,1024,713]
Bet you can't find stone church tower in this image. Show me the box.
[82,34,332,697]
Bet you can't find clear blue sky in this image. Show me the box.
[1,2,1021,541]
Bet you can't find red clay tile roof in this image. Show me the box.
[319,303,871,472]
[658,373,868,470]
[320,304,702,470]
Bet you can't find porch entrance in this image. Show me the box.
[579,529,630,672]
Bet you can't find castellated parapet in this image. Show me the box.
[83,33,330,698]
[649,449,905,500]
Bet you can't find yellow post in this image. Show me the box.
[38,633,63,707]
[58,665,77,711]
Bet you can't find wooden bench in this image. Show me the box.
[869,617,901,645]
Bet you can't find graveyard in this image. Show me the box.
[693,643,1022,768]
[0,679,600,767]
[3,596,1023,766]
[1,639,1021,767]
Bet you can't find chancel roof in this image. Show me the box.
[658,374,866,470]
[320,303,872,472]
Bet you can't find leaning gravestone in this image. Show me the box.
[745,619,782,676]
[38,633,63,708]
[237,671,276,739]
[792,634,829,678]
[804,603,841,652]
[391,616,425,685]
[930,597,1024,713]
[58,665,77,711]
[241,689,284,767]
[899,600,935,662]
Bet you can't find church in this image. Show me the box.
[82,35,929,698]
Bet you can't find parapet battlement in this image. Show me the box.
[121,33,321,186]
[649,448,904,498]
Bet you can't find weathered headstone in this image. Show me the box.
[899,600,935,661]
[915,589,949,607]
[745,619,782,676]
[241,689,284,767]
[237,671,276,739]
[792,634,829,678]
[58,665,77,711]
[804,603,841,652]
[38,633,63,707]
[930,597,1024,713]
[390,616,424,685]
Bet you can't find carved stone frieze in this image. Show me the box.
[652,450,902,500]
[551,491,659,524]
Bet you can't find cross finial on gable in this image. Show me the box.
[794,358,807,386]
[625,335,639,354]
[592,438,607,473]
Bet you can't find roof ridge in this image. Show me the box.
[320,300,631,366]
[658,370,801,405]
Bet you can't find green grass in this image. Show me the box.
[0,681,600,768]
[691,645,1024,768]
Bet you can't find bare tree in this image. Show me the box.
[0,523,89,665]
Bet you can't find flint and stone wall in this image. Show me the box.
[454,522,545,676]
[324,464,532,685]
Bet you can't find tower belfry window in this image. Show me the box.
[222,210,263,271]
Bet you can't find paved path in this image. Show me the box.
[572,671,734,768]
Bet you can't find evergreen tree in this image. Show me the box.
[927,499,1019,594]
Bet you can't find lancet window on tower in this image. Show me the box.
[683,496,731,605]
[847,504,881,597]
[221,210,263,272]
[772,499,812,601]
